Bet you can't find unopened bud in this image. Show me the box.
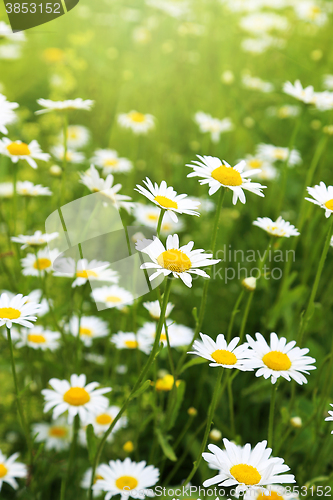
[242,277,256,291]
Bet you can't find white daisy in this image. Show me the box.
[194,112,234,143]
[81,465,108,497]
[16,181,52,196]
[323,74,333,91]
[0,450,27,491]
[11,230,59,250]
[0,139,50,169]
[51,145,85,164]
[325,403,333,433]
[92,285,134,309]
[241,156,278,181]
[138,321,194,348]
[91,149,133,175]
[136,178,200,223]
[87,406,127,438]
[0,182,13,198]
[2,289,49,316]
[54,257,118,287]
[118,110,155,135]
[143,300,174,320]
[244,484,300,500]
[187,156,266,202]
[59,125,90,149]
[137,234,220,288]
[189,333,254,370]
[306,181,333,217]
[283,80,316,104]
[93,458,159,500]
[294,1,328,26]
[79,165,134,213]
[203,438,295,494]
[267,105,301,119]
[0,292,40,329]
[0,22,25,43]
[256,144,301,166]
[239,12,289,35]
[134,203,184,235]
[16,326,60,351]
[242,74,274,93]
[111,331,152,355]
[66,316,109,347]
[21,248,58,277]
[42,373,111,424]
[0,93,18,135]
[246,332,316,385]
[36,98,94,114]
[32,417,72,451]
[253,216,300,238]
[313,91,333,112]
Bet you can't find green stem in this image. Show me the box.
[227,373,235,436]
[62,414,79,499]
[268,383,277,449]
[183,367,224,486]
[227,289,244,342]
[239,292,253,344]
[88,277,173,500]
[12,162,18,235]
[156,209,166,238]
[59,113,68,207]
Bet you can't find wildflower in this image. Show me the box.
[92,286,134,309]
[209,429,222,441]
[239,12,289,35]
[242,73,274,93]
[267,105,301,119]
[283,80,315,104]
[134,204,184,235]
[241,155,278,181]
[203,438,295,494]
[81,465,107,496]
[242,277,257,291]
[59,125,90,149]
[136,177,200,222]
[325,404,333,432]
[246,332,316,385]
[87,406,127,437]
[0,450,27,491]
[323,74,333,91]
[293,1,328,26]
[42,374,111,424]
[253,216,300,237]
[306,182,333,217]
[189,333,254,370]
[187,156,266,202]
[0,93,18,134]
[21,248,58,277]
[91,149,133,175]
[194,112,234,143]
[143,300,174,320]
[66,316,109,347]
[290,417,302,428]
[155,374,180,391]
[2,289,49,316]
[137,234,220,287]
[93,458,159,500]
[54,258,118,287]
[51,145,85,164]
[111,332,152,355]
[0,138,50,169]
[138,321,194,347]
[16,326,60,351]
[117,110,155,134]
[17,181,52,196]
[123,441,134,453]
[256,144,301,166]
[0,292,40,329]
[36,98,94,114]
[32,417,72,451]
[11,230,58,250]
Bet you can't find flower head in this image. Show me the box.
[0,93,18,135]
[16,326,60,351]
[283,80,315,104]
[91,149,133,175]
[36,98,94,114]
[325,403,333,433]
[138,321,194,348]
[194,112,233,143]
[118,110,155,134]
[32,417,72,451]
[256,144,301,166]
[54,257,118,287]
[306,181,333,217]
[12,230,58,249]
[87,406,127,438]
[91,285,134,309]
[59,125,90,149]
[0,450,27,491]
[143,300,174,320]
[66,315,109,347]
[253,216,300,238]
[111,332,152,355]
[51,145,85,164]
[134,203,184,235]
[21,248,58,277]
[0,138,50,169]
[0,292,40,329]
[16,181,52,196]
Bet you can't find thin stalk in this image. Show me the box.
[227,289,244,342]
[239,291,253,344]
[227,373,235,436]
[59,113,68,207]
[183,367,224,486]
[62,414,79,499]
[156,209,166,238]
[268,383,277,449]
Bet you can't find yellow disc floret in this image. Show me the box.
[230,464,261,485]
[324,199,333,211]
[154,195,178,209]
[33,258,51,270]
[49,426,68,438]
[27,334,46,344]
[115,475,139,490]
[76,269,98,278]
[96,413,113,425]
[7,142,31,156]
[125,340,138,349]
[157,249,191,273]
[211,165,243,186]
[262,351,292,371]
[129,112,145,123]
[0,307,21,320]
[63,387,90,406]
[0,464,8,478]
[211,349,237,365]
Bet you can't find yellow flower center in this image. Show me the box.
[76,269,98,278]
[211,165,242,186]
[154,195,178,210]
[211,349,237,365]
[262,351,292,371]
[310,6,321,17]
[129,111,145,123]
[43,48,64,62]
[160,333,167,341]
[0,464,8,478]
[33,258,52,270]
[106,295,122,303]
[157,249,191,273]
[248,159,262,169]
[125,340,138,349]
[49,426,67,438]
[104,159,119,167]
[147,214,158,221]
[230,464,261,485]
[27,334,46,344]
[94,474,104,484]
[96,413,113,425]
[324,199,333,211]
[273,149,286,160]
[257,492,283,500]
[0,307,21,320]
[80,327,93,337]
[7,142,31,156]
[115,475,138,491]
[63,387,90,406]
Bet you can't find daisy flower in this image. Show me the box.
[0,93,18,134]
[194,112,234,143]
[241,155,278,181]
[51,145,85,164]
[11,230,59,250]
[155,374,181,391]
[0,292,40,329]
[134,203,184,235]
[21,248,58,277]
[136,178,200,222]
[256,144,301,166]
[54,257,118,287]
[244,485,300,500]
[306,182,333,217]
[246,332,316,385]
[325,404,333,432]
[91,149,133,175]
[79,165,134,213]
[138,321,194,348]
[32,417,72,451]
[294,1,328,26]
[137,234,220,288]
[87,406,127,438]
[143,300,174,320]
[59,125,90,149]
[323,74,333,91]
[3,289,49,316]
[0,138,50,169]
[187,156,266,202]
[66,315,109,347]
[111,332,152,355]
[253,216,300,238]
[42,373,111,424]
[267,105,301,119]
[92,285,134,309]
[283,80,315,104]
[36,98,94,114]
[189,333,254,370]
[203,438,295,494]
[16,181,52,196]
[0,450,27,492]
[81,465,108,497]
[16,326,60,351]
[0,182,13,198]
[93,458,159,500]
[242,73,274,93]
[117,110,155,135]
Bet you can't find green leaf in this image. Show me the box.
[130,379,151,400]
[167,380,186,431]
[156,429,177,461]
[180,357,207,374]
[86,424,97,464]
